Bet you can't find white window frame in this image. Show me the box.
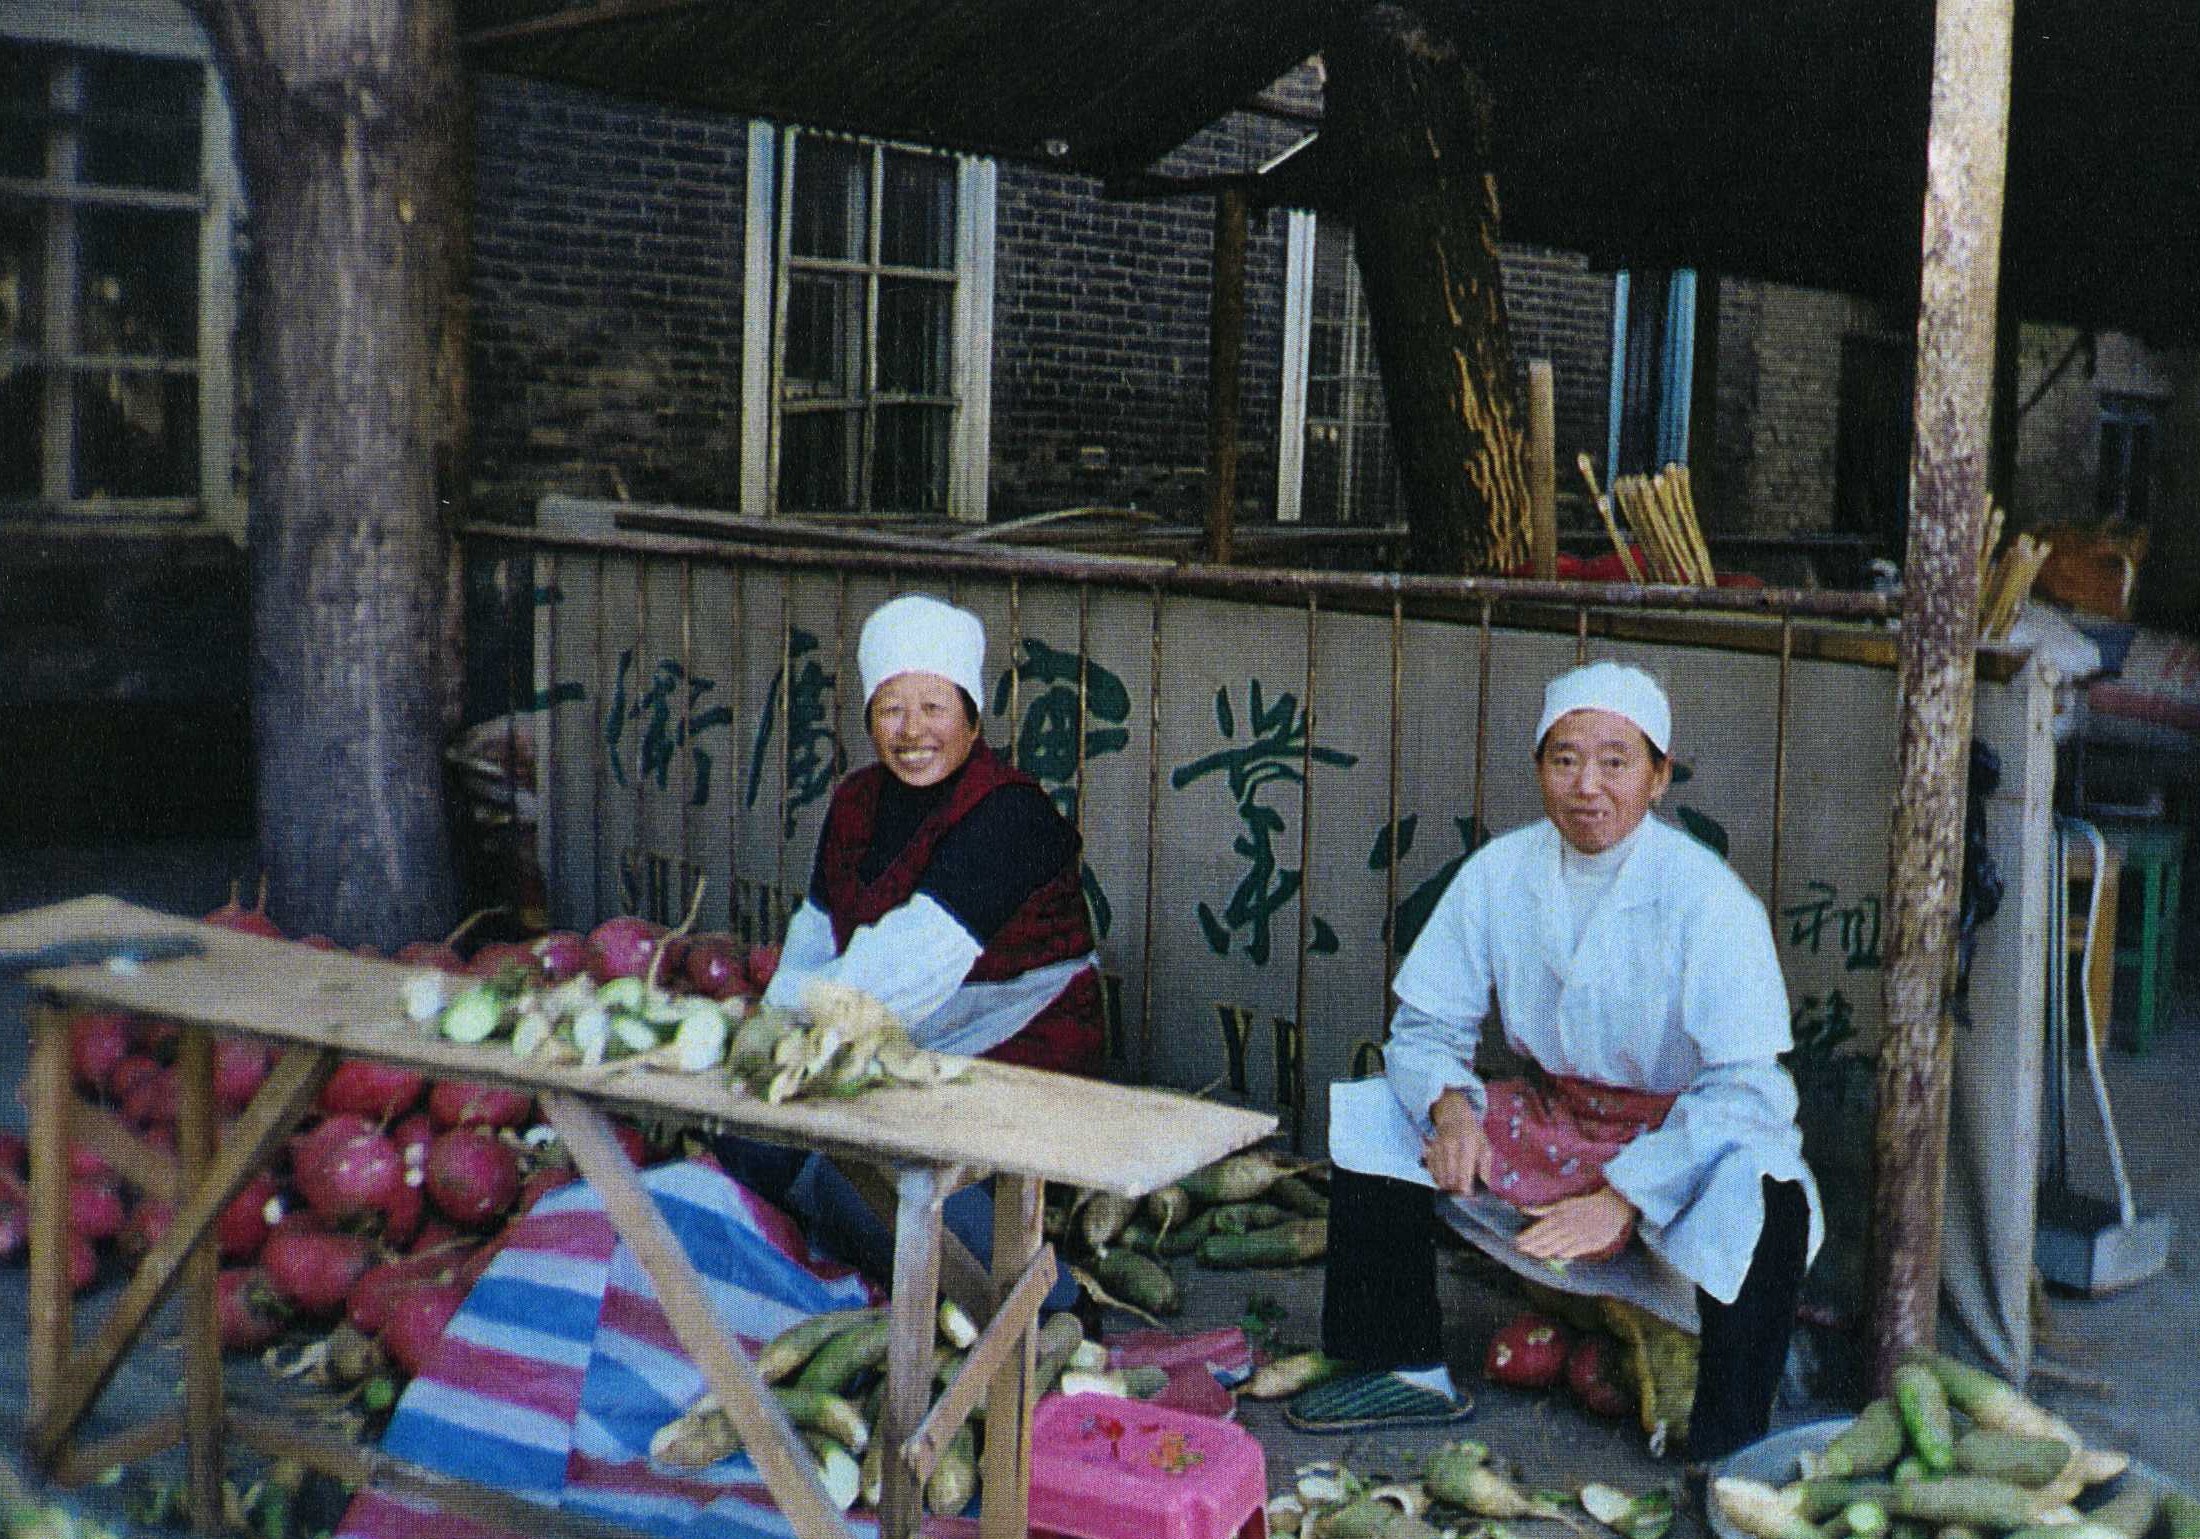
[1276,208,1397,528]
[2,0,243,539]
[739,121,993,522]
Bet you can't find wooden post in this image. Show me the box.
[1868,0,2014,1390]
[977,1177,1044,1539]
[176,1027,226,1530]
[1206,187,1248,566]
[878,1164,949,1539]
[1526,359,1558,579]
[25,1003,73,1435]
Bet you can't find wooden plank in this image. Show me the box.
[1526,359,1557,581]
[829,1156,995,1324]
[25,1002,74,1436]
[68,1097,179,1203]
[52,1412,185,1487]
[905,1241,1052,1478]
[542,1092,855,1539]
[977,1176,1042,1539]
[0,898,1275,1196]
[29,1045,335,1462]
[176,1026,225,1531]
[876,1164,947,1539]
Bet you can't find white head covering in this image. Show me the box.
[857,593,987,706]
[1535,660,1672,755]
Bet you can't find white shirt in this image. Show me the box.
[1380,814,1823,1304]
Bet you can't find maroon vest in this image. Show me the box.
[815,741,1102,1076]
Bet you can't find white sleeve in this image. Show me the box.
[1382,999,1489,1132]
[761,900,841,1011]
[767,893,985,1043]
[1383,860,1496,1131]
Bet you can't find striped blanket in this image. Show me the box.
[334,1159,886,1539]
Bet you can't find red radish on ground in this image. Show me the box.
[424,1129,521,1227]
[347,1243,475,1336]
[106,1054,161,1104]
[1484,1312,1570,1390]
[216,1172,284,1262]
[203,880,284,939]
[409,1218,468,1255]
[586,916,667,982]
[393,940,466,973]
[68,1232,98,1293]
[69,1011,134,1091]
[218,1266,289,1352]
[380,1178,427,1248]
[319,1061,427,1122]
[70,1180,127,1243]
[261,1221,374,1317]
[380,1280,469,1376]
[293,1120,405,1220]
[121,1067,179,1130]
[467,940,537,979]
[130,1017,181,1055]
[427,1081,531,1131]
[1565,1334,1632,1418]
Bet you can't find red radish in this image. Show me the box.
[217,1267,289,1352]
[106,1054,161,1104]
[131,1016,181,1056]
[410,1218,468,1255]
[70,1180,126,1243]
[532,931,588,982]
[1565,1334,1632,1418]
[122,1067,179,1129]
[380,1178,427,1248]
[261,1221,373,1317]
[392,1111,435,1166]
[213,1039,272,1115]
[0,1130,24,1174]
[0,1199,25,1262]
[69,1144,113,1182]
[516,1166,577,1213]
[586,915,667,981]
[612,1121,651,1167]
[119,1197,175,1259]
[69,1011,134,1091]
[744,943,781,992]
[204,878,284,939]
[348,1242,474,1336]
[1483,1311,1570,1390]
[467,940,537,979]
[292,1119,405,1219]
[427,1081,531,1131]
[319,1061,427,1122]
[682,935,746,1000]
[380,1280,469,1377]
[68,1232,99,1292]
[393,939,466,973]
[424,1129,521,1227]
[216,1173,284,1262]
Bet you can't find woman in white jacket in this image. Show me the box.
[1299,661,1820,1463]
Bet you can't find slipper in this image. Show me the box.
[1284,1370,1474,1432]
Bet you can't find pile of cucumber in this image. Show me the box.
[1716,1352,2196,1539]
[1054,1148,1331,1319]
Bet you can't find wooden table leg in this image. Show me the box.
[26,1000,73,1437]
[878,1164,949,1539]
[979,1175,1043,1539]
[176,1025,225,1532]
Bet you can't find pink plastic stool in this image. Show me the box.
[1030,1394,1268,1539]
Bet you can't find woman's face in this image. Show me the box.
[867,671,980,788]
[1535,708,1672,854]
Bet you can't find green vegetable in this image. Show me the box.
[1032,1312,1086,1398]
[1079,1192,1138,1253]
[2159,1492,2200,1539]
[1822,1400,1906,1479]
[1241,1350,1346,1400]
[2083,1480,2160,1539]
[925,1424,977,1516]
[438,987,505,1044]
[1791,1482,1896,1522]
[776,1386,871,1455]
[1143,1184,1196,1233]
[1578,1483,1675,1539]
[1267,1174,1332,1217]
[1157,1210,1218,1256]
[1712,1479,1833,1539]
[1952,1432,2074,1488]
[758,1308,884,1384]
[1181,1151,1291,1206]
[803,1433,862,1512]
[1196,1219,1328,1269]
[1844,1501,1890,1537]
[1204,1200,1293,1236]
[1887,1476,2042,1530]
[936,1299,979,1350]
[795,1313,893,1392]
[1894,1459,1930,1486]
[1092,1249,1182,1315]
[1894,1363,1957,1474]
[1906,1351,2073,1444]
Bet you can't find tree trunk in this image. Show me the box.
[185,0,465,948]
[1326,3,1531,575]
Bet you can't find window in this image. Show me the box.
[2096,393,2159,526]
[0,13,238,530]
[741,125,994,521]
[1277,211,1400,525]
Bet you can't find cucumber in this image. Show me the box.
[1196,1219,1328,1269]
[795,1314,893,1393]
[1792,1482,1897,1522]
[1116,1221,1161,1254]
[758,1307,883,1383]
[776,1386,871,1455]
[1845,1501,1890,1537]
[1241,1350,1346,1401]
[1092,1249,1181,1315]
[802,1433,862,1512]
[1156,1210,1218,1256]
[1266,1174,1331,1217]
[1888,1476,2042,1530]
[1032,1312,1086,1398]
[1142,1184,1196,1232]
[1952,1432,2074,1488]
[1181,1151,1290,1206]
[1894,1363,1957,1474]
[1823,1400,1907,1479]
[925,1424,977,1517]
[1203,1200,1293,1236]
[1078,1192,1137,1253]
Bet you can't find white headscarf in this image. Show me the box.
[857,594,987,705]
[1535,661,1672,755]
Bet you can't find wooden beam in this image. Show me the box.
[542,1093,854,1539]
[877,1164,947,1539]
[1526,359,1558,580]
[67,1098,179,1204]
[828,1156,996,1324]
[1868,0,2014,1391]
[176,1026,225,1530]
[904,1240,1054,1479]
[977,1175,1043,1539]
[26,1003,75,1434]
[1205,187,1249,566]
[51,1413,184,1487]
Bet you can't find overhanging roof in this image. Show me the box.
[458,0,2200,344]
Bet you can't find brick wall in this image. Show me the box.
[1499,243,1614,514]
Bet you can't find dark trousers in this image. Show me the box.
[1320,1167,1811,1461]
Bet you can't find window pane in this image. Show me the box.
[0,363,38,498]
[79,207,199,356]
[0,48,48,179]
[82,53,201,192]
[880,151,953,270]
[778,408,859,512]
[3,204,43,346]
[872,405,947,514]
[783,271,863,400]
[788,137,866,261]
[75,369,196,498]
[877,278,949,396]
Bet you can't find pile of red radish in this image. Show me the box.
[1481,1310,1633,1420]
[0,887,773,1399]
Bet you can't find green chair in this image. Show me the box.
[2098,818,2185,1053]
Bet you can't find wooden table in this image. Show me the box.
[3,896,1275,1539]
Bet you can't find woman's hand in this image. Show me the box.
[1422,1089,1492,1197]
[1515,1186,1638,1261]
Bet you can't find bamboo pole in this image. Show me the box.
[1869,0,2015,1392]
[1526,360,1558,579]
[1576,453,1643,583]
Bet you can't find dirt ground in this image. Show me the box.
[2,838,2195,1535]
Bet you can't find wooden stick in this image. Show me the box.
[1576,453,1643,583]
[1526,360,1558,580]
[828,1156,996,1326]
[31,1046,336,1463]
[67,1097,179,1204]
[1671,465,1716,584]
[978,1175,1043,1539]
[26,1002,74,1438]
[52,1412,184,1488]
[905,1240,1054,1479]
[176,1025,226,1531]
[879,1164,949,1539]
[1623,476,1684,583]
[543,1091,854,1539]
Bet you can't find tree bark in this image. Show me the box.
[185,0,465,948]
[1326,3,1531,575]
[1868,0,2013,1391]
